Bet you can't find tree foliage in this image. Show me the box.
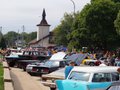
[4,31,37,47]
[0,32,6,49]
[53,13,74,46]
[115,11,120,35]
[53,0,120,51]
[85,0,119,50]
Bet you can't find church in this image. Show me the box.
[29,9,55,48]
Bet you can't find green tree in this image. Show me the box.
[0,32,6,49]
[4,31,19,47]
[84,0,119,50]
[53,13,74,46]
[115,11,120,35]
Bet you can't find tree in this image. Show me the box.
[0,32,6,49]
[4,31,19,47]
[84,0,120,50]
[91,0,120,3]
[114,11,120,35]
[53,13,74,46]
[53,0,120,51]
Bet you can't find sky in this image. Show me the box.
[0,0,90,34]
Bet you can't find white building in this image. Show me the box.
[29,9,55,48]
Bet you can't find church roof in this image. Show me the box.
[29,34,50,45]
[37,9,50,26]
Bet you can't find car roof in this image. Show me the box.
[72,66,119,73]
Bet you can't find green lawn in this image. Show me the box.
[0,63,4,90]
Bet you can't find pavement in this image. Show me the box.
[10,67,50,90]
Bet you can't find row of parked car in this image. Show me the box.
[5,50,120,90]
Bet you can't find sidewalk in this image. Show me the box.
[10,68,50,90]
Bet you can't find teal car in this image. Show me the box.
[56,66,120,90]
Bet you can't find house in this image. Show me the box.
[29,9,55,48]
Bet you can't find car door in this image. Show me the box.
[56,80,88,90]
[56,80,111,90]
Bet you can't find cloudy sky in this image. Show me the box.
[0,0,90,34]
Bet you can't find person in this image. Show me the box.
[65,61,75,79]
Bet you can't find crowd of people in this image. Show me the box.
[1,46,120,66]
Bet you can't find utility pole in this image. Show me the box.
[22,25,25,47]
[70,0,76,50]
[70,0,76,15]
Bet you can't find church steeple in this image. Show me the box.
[42,9,46,20]
[37,9,50,26]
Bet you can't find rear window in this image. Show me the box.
[68,71,90,81]
[92,72,120,82]
[92,73,111,82]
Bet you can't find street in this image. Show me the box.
[10,67,50,90]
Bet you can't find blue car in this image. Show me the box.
[56,66,120,90]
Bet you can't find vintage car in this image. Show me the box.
[26,52,67,75]
[41,68,65,90]
[28,60,67,76]
[56,66,120,90]
[6,50,50,67]
[66,53,101,66]
[84,59,101,66]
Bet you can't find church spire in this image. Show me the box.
[42,8,46,20]
[37,8,50,26]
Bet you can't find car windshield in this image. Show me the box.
[68,71,90,81]
[44,61,59,67]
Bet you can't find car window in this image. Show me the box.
[24,51,29,55]
[117,63,120,66]
[92,73,111,82]
[68,71,90,81]
[52,61,59,67]
[111,72,119,81]
[44,61,59,67]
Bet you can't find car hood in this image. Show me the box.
[49,52,66,60]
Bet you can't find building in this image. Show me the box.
[29,9,55,48]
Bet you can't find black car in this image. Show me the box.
[6,50,50,67]
[29,60,67,76]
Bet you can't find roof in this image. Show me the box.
[29,34,50,45]
[37,9,50,26]
[72,66,119,73]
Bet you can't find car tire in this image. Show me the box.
[89,63,95,66]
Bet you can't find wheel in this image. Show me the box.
[9,62,15,67]
[89,63,95,66]
[50,88,56,90]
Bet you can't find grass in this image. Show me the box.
[0,63,4,90]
